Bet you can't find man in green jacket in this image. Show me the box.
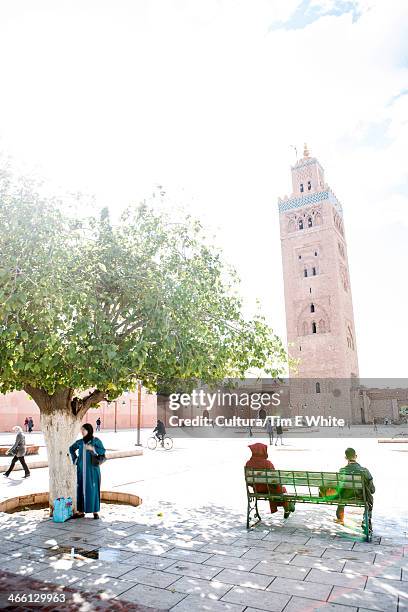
[334,447,375,532]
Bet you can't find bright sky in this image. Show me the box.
[0,0,407,378]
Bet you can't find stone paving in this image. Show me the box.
[0,500,407,612]
[1,432,407,610]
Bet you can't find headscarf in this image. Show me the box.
[246,442,275,470]
[248,443,268,459]
[81,423,94,444]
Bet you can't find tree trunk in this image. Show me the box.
[41,409,80,511]
[24,385,106,513]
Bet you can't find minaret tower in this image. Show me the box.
[278,145,359,381]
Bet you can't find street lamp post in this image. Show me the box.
[109,401,118,433]
[122,399,126,430]
[135,382,142,446]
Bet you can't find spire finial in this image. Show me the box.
[303,143,310,158]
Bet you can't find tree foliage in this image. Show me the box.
[0,174,288,410]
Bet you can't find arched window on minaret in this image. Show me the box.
[304,268,308,278]
[299,219,303,230]
[312,267,317,276]
[316,382,321,393]
[312,322,317,334]
[300,183,304,193]
[310,303,315,313]
[307,180,311,191]
[308,217,313,228]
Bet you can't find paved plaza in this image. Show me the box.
[0,429,407,611]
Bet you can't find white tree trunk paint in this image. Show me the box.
[41,410,80,510]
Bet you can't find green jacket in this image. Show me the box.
[339,461,375,508]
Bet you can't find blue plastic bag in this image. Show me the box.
[53,497,73,523]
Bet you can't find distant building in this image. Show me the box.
[278,144,359,379]
[278,146,406,424]
[156,148,407,427]
[0,389,157,432]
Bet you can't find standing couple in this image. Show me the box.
[24,417,34,433]
[265,420,283,445]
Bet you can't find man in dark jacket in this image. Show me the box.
[153,420,166,444]
[334,447,374,531]
[3,426,30,478]
[265,419,274,445]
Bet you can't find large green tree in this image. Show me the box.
[0,174,287,506]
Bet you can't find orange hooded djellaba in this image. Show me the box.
[245,442,289,514]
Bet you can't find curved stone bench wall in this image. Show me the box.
[0,491,142,513]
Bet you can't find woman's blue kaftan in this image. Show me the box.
[69,437,105,513]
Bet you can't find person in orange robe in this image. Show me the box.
[245,443,295,518]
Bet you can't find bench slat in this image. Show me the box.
[245,469,365,490]
[245,469,363,480]
[246,478,362,489]
[251,493,365,505]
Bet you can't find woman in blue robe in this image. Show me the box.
[69,423,105,519]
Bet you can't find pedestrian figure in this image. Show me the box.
[28,417,34,433]
[96,417,101,432]
[3,426,30,479]
[265,419,274,445]
[24,417,29,432]
[275,423,283,445]
[69,423,106,519]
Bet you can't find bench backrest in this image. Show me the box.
[245,468,366,499]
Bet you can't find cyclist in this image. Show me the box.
[153,419,166,445]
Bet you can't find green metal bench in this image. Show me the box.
[245,468,372,542]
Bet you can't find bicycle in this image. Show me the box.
[147,435,173,450]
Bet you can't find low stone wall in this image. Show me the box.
[0,445,40,456]
[0,491,142,513]
[378,438,408,443]
[0,447,143,472]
